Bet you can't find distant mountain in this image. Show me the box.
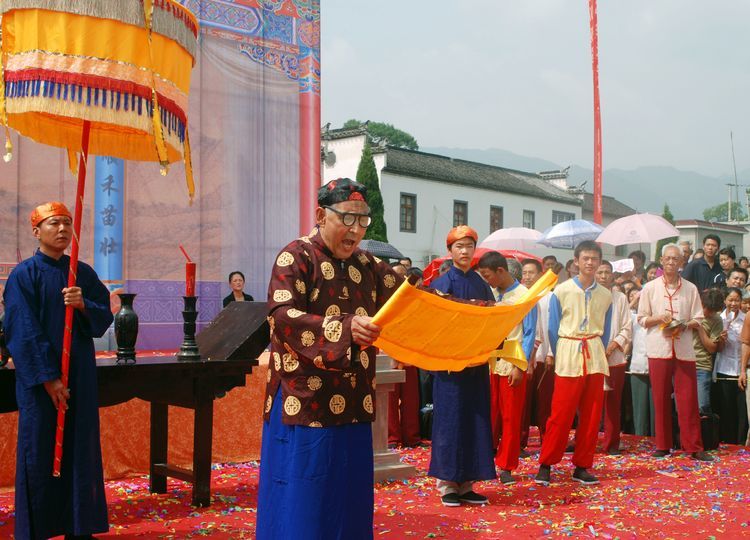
[423,147,733,220]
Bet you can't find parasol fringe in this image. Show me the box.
[3,129,11,163]
[0,42,10,162]
[6,85,188,142]
[183,127,195,203]
[6,95,187,152]
[143,0,170,175]
[67,148,78,176]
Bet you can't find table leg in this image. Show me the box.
[150,402,168,494]
[192,397,214,507]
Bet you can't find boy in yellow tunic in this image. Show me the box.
[535,241,612,486]
[477,252,537,485]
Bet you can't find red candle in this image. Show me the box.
[180,245,196,297]
[186,262,196,297]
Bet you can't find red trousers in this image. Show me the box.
[539,372,604,469]
[648,357,703,453]
[521,366,555,448]
[492,373,527,471]
[602,364,626,452]
[388,365,421,446]
[520,368,534,448]
[490,373,502,447]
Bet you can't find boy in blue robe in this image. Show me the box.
[428,225,497,506]
[4,202,113,540]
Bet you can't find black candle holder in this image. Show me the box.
[176,295,201,361]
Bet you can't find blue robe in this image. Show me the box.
[428,265,497,483]
[4,250,113,540]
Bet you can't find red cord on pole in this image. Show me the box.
[53,120,91,477]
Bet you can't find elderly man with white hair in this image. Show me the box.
[637,243,713,461]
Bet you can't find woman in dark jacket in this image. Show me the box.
[223,271,254,307]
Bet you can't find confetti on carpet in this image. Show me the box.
[1,431,749,538]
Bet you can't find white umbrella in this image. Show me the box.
[537,219,605,249]
[479,227,542,251]
[596,213,679,246]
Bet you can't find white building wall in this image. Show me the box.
[322,134,584,268]
[381,172,580,267]
[322,135,369,181]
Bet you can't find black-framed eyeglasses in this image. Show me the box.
[324,206,372,228]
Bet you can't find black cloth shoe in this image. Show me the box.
[692,451,714,462]
[519,448,532,459]
[652,449,670,458]
[534,464,551,486]
[499,470,516,485]
[572,467,599,485]
[607,448,622,456]
[458,491,488,505]
[564,443,575,453]
[441,492,461,507]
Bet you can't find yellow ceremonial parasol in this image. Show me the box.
[0,0,198,476]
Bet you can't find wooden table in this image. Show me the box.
[0,356,257,507]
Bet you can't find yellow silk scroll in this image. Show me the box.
[372,270,557,372]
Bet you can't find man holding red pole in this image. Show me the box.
[4,202,113,540]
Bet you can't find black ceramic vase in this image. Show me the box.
[114,293,138,363]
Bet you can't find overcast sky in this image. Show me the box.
[321,1,750,177]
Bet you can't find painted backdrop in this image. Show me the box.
[0,0,320,349]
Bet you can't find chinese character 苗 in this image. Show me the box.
[101,205,117,226]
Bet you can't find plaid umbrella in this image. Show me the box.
[358,239,404,260]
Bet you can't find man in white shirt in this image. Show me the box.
[637,244,712,461]
[595,261,632,455]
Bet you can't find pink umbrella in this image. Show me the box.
[596,213,679,246]
[479,227,542,251]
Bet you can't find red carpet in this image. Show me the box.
[2,431,750,538]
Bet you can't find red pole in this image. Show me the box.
[589,0,603,225]
[298,6,321,237]
[299,90,320,236]
[53,119,91,477]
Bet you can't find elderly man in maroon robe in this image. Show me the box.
[255,178,402,540]
[4,202,113,540]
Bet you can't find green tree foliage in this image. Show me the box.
[356,141,388,242]
[655,203,678,261]
[702,201,747,222]
[342,119,419,150]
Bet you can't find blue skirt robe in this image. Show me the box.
[428,265,496,483]
[4,251,113,539]
[256,389,374,540]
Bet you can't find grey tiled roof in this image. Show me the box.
[581,192,636,218]
[322,126,367,140]
[381,147,580,205]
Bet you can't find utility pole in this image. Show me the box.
[730,131,740,222]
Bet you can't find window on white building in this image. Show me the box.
[490,206,503,233]
[523,209,535,229]
[400,193,416,233]
[552,210,575,226]
[453,201,468,227]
